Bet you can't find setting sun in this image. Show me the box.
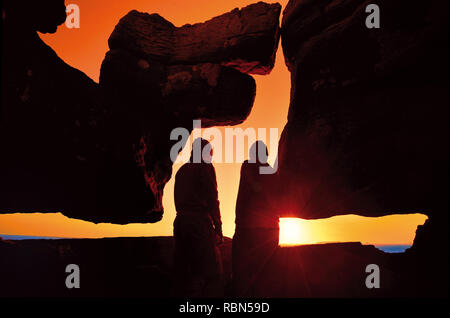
[279,218,308,246]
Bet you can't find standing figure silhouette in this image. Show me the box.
[173,138,223,297]
[232,141,279,297]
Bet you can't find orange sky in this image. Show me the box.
[0,0,427,245]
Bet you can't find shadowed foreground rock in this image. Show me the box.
[0,237,440,297]
[0,1,280,223]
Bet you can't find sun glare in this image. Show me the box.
[279,218,308,246]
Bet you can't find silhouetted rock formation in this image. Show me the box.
[404,219,449,297]
[2,0,67,33]
[272,0,448,297]
[0,2,280,223]
[276,0,448,220]
[1,1,108,221]
[108,3,281,75]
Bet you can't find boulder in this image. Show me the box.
[108,2,281,75]
[275,0,449,221]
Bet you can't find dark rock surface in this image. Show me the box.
[276,0,448,221]
[0,2,279,223]
[108,2,281,75]
[0,237,428,297]
[269,0,449,297]
[2,0,67,33]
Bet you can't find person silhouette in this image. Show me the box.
[173,138,223,297]
[232,140,279,297]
